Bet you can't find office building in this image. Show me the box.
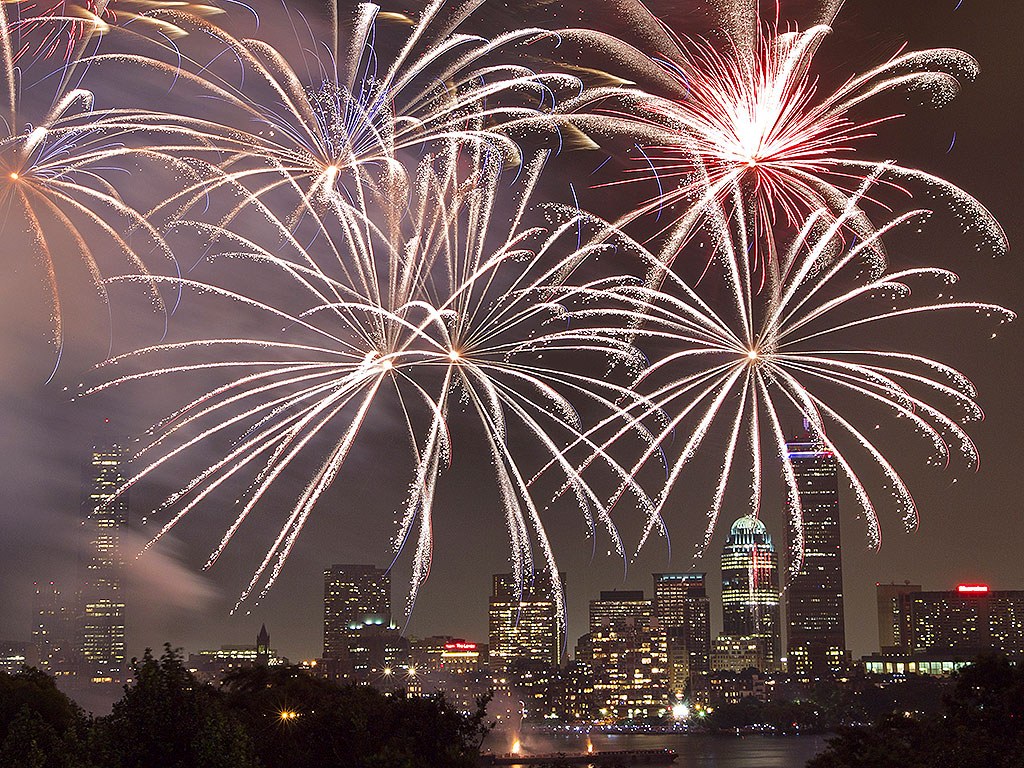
[784,426,847,677]
[32,581,74,674]
[902,583,1024,656]
[576,589,668,720]
[876,582,922,653]
[653,573,711,700]
[323,564,391,658]
[711,634,768,673]
[488,571,564,677]
[80,443,128,685]
[322,564,402,683]
[590,590,650,632]
[0,641,39,673]
[721,516,782,671]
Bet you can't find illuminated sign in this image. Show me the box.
[956,584,990,594]
[443,642,478,651]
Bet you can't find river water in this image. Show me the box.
[482,730,829,768]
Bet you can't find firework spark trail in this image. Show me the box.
[6,0,222,64]
[565,180,1012,573]
[81,0,582,231]
[527,2,1006,282]
[87,144,655,619]
[0,2,180,371]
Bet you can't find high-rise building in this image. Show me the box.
[864,583,1024,675]
[32,581,74,674]
[590,590,649,632]
[876,582,923,653]
[577,589,668,720]
[784,426,847,677]
[905,584,1024,656]
[653,573,710,700]
[711,634,768,673]
[322,564,400,683]
[323,564,391,659]
[80,443,128,685]
[487,571,564,677]
[721,517,782,671]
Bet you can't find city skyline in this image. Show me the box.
[0,0,1020,671]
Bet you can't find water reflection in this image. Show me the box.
[482,730,828,768]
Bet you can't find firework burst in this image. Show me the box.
[100,0,579,230]
[542,5,1006,285]
[86,144,653,617]
[572,177,1012,572]
[0,3,174,371]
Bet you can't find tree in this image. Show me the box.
[0,668,90,768]
[222,665,491,768]
[809,655,1024,768]
[97,644,257,768]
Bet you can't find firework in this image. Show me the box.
[0,2,174,371]
[5,0,222,63]
[97,0,580,229]
[541,3,1006,284]
[571,177,1012,572]
[86,144,653,617]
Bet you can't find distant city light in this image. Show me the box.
[957,584,990,593]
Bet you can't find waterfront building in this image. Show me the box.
[888,582,1024,657]
[80,443,128,685]
[487,571,564,677]
[653,573,711,702]
[784,426,847,677]
[720,517,782,671]
[577,589,668,720]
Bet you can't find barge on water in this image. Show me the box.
[480,748,677,765]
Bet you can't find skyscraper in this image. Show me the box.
[323,564,391,657]
[80,443,128,684]
[322,564,402,683]
[653,573,710,700]
[32,581,73,675]
[784,426,847,678]
[487,571,564,677]
[590,590,649,632]
[720,517,781,671]
[577,588,667,720]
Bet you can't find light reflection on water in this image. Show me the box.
[482,731,828,768]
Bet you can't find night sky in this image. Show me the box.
[0,0,1021,665]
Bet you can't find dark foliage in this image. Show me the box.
[0,667,91,768]
[0,650,491,768]
[809,654,1024,768]
[221,665,491,768]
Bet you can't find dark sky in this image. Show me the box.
[0,0,1021,665]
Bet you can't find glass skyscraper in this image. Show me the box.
[720,516,781,671]
[784,426,847,677]
[80,443,128,684]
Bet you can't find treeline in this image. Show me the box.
[0,645,490,768]
[809,654,1024,768]
[706,672,951,733]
